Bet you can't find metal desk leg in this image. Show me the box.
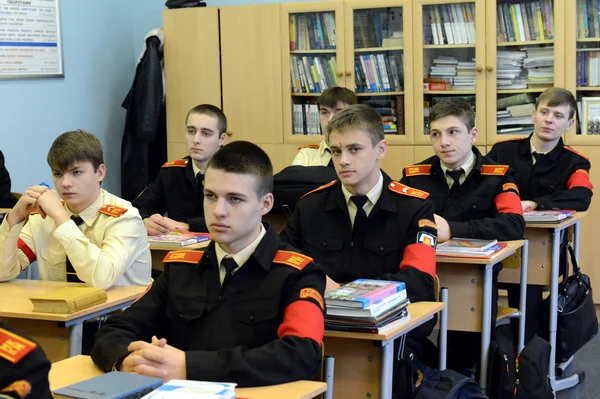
[380,340,393,399]
[68,323,83,357]
[573,221,581,261]
[323,355,334,399]
[479,265,493,393]
[439,287,449,371]
[518,240,529,352]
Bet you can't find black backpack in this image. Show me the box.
[487,324,517,399]
[413,367,487,399]
[272,166,337,214]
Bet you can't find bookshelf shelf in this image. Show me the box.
[355,46,404,53]
[496,40,554,47]
[290,49,337,54]
[576,87,600,91]
[292,93,321,97]
[497,88,550,94]
[424,90,476,95]
[356,91,405,97]
[423,44,476,49]
[577,38,600,42]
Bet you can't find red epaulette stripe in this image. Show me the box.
[297,144,320,150]
[0,328,37,364]
[99,205,128,218]
[300,180,337,200]
[162,159,188,168]
[563,146,590,160]
[388,181,430,200]
[404,164,432,177]
[480,165,509,176]
[163,250,204,264]
[132,282,153,305]
[273,250,313,271]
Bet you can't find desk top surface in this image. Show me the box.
[49,355,327,399]
[0,280,146,322]
[436,239,524,265]
[525,211,587,229]
[0,208,10,214]
[324,301,444,341]
[149,240,210,252]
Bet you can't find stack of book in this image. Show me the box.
[524,210,574,222]
[142,380,237,399]
[148,232,210,247]
[496,50,527,89]
[436,238,507,258]
[523,46,554,88]
[496,92,536,135]
[324,279,410,334]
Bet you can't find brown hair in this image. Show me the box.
[317,87,358,109]
[186,104,228,134]
[47,130,104,171]
[536,87,577,119]
[327,104,384,145]
[428,99,475,132]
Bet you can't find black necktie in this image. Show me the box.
[196,172,204,188]
[533,152,546,165]
[221,257,238,286]
[66,216,84,283]
[351,195,369,237]
[446,169,463,195]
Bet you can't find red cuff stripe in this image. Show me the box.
[399,243,436,278]
[567,170,594,190]
[495,192,523,215]
[277,301,324,344]
[17,239,36,264]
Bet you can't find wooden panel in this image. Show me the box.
[221,5,283,144]
[260,144,304,173]
[1,318,69,363]
[436,263,482,332]
[323,336,381,399]
[381,145,414,181]
[166,141,188,161]
[163,8,221,141]
[499,228,553,286]
[413,145,486,165]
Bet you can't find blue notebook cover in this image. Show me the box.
[53,371,163,399]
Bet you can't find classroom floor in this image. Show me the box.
[556,332,599,399]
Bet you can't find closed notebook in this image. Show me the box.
[29,287,107,314]
[53,371,163,399]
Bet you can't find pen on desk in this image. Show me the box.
[39,182,50,188]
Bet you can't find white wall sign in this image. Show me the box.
[0,0,63,78]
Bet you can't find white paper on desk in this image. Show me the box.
[142,379,236,398]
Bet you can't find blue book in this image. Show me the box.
[325,279,406,308]
[53,371,163,399]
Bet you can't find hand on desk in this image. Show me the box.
[521,200,538,212]
[145,214,190,235]
[121,336,186,382]
[326,276,340,292]
[7,185,49,227]
[433,214,451,242]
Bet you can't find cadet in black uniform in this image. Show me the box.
[281,104,438,334]
[488,87,594,343]
[133,104,227,234]
[400,99,525,373]
[91,141,326,387]
[0,151,17,209]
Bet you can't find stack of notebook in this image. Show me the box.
[324,279,410,334]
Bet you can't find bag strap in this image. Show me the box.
[566,242,581,276]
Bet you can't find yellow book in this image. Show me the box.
[510,5,520,42]
[536,8,545,41]
[29,287,107,314]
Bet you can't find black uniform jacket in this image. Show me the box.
[0,151,16,208]
[487,136,593,211]
[132,157,207,232]
[401,148,525,241]
[280,171,438,318]
[91,225,326,387]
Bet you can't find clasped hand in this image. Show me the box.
[7,185,69,227]
[120,336,186,382]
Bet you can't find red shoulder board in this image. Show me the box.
[163,250,204,264]
[497,137,526,144]
[480,165,508,176]
[99,205,128,217]
[297,144,320,150]
[162,159,188,168]
[563,146,589,160]
[273,250,313,271]
[388,181,430,200]
[0,328,37,364]
[404,164,432,177]
[300,180,337,200]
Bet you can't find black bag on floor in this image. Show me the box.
[413,367,487,399]
[272,166,337,214]
[543,242,598,362]
[515,336,554,399]
[487,324,517,399]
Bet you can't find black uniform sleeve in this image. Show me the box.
[187,216,208,233]
[486,143,499,161]
[279,204,303,249]
[533,159,593,211]
[448,169,525,241]
[90,275,169,372]
[185,263,326,387]
[0,151,16,208]
[132,171,168,219]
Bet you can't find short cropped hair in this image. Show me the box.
[207,141,273,197]
[317,87,358,108]
[47,130,104,171]
[428,99,476,132]
[326,104,384,146]
[536,87,577,119]
[186,104,228,134]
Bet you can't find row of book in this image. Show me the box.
[354,53,404,93]
[427,56,476,91]
[576,50,600,87]
[496,92,536,133]
[290,55,338,94]
[292,103,321,135]
[289,12,336,51]
[496,1,554,43]
[577,0,600,39]
[424,3,476,45]
[354,8,404,49]
[325,279,410,334]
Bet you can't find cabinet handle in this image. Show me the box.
[345,71,352,77]
[486,66,494,72]
[336,71,343,77]
[476,66,483,73]
[226,131,233,136]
